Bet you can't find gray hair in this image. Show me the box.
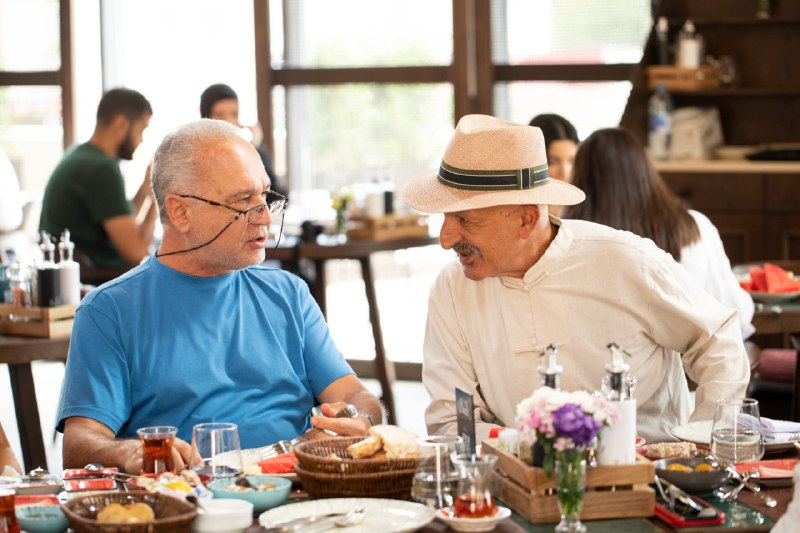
[151,119,243,224]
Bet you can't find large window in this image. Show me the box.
[491,0,652,139]
[261,0,653,193]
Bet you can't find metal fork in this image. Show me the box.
[256,404,359,460]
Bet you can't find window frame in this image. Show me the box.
[0,0,75,149]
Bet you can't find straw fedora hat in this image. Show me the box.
[402,114,585,213]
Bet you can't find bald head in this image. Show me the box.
[151,119,246,224]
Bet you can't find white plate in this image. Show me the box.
[259,497,436,533]
[436,506,511,532]
[747,291,800,304]
[670,420,797,453]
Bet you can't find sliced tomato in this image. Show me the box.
[749,266,768,292]
[257,451,298,474]
[764,262,800,293]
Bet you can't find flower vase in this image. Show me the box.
[555,451,587,533]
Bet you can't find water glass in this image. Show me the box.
[136,425,178,474]
[410,435,463,509]
[190,422,242,480]
[710,398,764,465]
[451,453,498,518]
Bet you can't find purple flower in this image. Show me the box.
[552,403,602,447]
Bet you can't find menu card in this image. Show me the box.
[455,387,476,455]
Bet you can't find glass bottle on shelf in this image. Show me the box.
[648,84,673,161]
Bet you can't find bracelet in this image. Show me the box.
[360,413,375,427]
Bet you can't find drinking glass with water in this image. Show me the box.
[189,422,243,481]
[411,435,463,509]
[710,398,764,465]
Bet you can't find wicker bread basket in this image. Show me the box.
[61,491,197,533]
[293,436,416,474]
[294,436,416,499]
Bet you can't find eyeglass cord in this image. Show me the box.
[155,212,285,259]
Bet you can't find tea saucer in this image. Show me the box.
[435,506,511,532]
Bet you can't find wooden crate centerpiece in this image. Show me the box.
[483,438,655,524]
[0,303,77,338]
[346,214,429,241]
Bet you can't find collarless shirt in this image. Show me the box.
[422,216,749,443]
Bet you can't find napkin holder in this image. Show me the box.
[483,438,655,523]
[0,303,77,338]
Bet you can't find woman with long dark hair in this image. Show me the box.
[563,127,754,339]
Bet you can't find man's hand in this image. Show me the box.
[310,402,371,436]
[171,438,194,472]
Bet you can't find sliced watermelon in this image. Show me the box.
[749,266,768,292]
[764,262,800,293]
[739,280,753,291]
[257,451,298,474]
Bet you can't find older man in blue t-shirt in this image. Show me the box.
[57,119,382,474]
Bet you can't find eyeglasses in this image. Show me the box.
[178,191,288,224]
[155,190,288,258]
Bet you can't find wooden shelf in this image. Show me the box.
[669,88,800,97]
[691,17,800,27]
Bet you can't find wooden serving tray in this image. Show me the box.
[484,438,655,523]
[347,214,429,241]
[0,303,78,338]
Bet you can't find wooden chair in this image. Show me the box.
[73,248,132,286]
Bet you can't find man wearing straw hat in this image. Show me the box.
[402,114,749,443]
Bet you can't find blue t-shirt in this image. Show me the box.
[56,256,354,448]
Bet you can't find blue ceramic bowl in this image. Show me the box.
[16,505,69,533]
[206,475,291,512]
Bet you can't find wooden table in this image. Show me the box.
[0,333,69,472]
[271,234,440,425]
[752,301,800,345]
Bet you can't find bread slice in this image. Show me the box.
[645,441,697,459]
[368,424,419,459]
[347,435,383,459]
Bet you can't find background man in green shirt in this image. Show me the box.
[40,88,157,271]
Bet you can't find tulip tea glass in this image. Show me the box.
[411,435,463,509]
[137,425,178,474]
[451,453,498,518]
[190,422,243,480]
[710,398,764,465]
[0,478,20,533]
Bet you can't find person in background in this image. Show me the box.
[39,88,157,270]
[200,83,286,196]
[529,114,579,217]
[0,422,22,474]
[402,114,749,444]
[562,127,754,341]
[57,119,381,474]
[528,113,579,183]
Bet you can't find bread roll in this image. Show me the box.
[97,502,155,523]
[368,424,419,459]
[347,435,383,459]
